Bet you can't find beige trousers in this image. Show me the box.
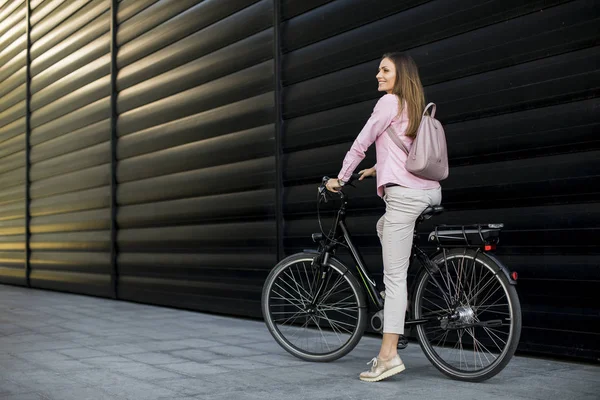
[376,185,442,334]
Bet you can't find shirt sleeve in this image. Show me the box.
[337,94,397,182]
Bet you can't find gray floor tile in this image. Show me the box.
[154,378,218,396]
[88,343,148,355]
[123,352,189,365]
[114,363,186,380]
[210,357,272,371]
[79,355,140,368]
[0,393,48,400]
[170,349,217,362]
[0,379,31,396]
[160,362,230,377]
[205,345,265,357]
[42,386,123,400]
[57,347,109,359]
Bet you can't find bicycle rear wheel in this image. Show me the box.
[413,249,521,382]
[262,252,367,362]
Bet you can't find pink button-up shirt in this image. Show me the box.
[337,94,440,198]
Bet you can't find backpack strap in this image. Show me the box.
[385,124,410,156]
[423,102,436,118]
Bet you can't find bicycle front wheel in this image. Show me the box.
[262,253,367,362]
[413,249,521,382]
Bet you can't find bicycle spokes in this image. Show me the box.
[267,260,361,356]
[417,254,516,374]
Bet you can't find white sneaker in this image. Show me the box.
[359,355,405,382]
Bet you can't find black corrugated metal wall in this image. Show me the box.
[0,0,598,361]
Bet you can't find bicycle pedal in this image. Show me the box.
[397,335,408,350]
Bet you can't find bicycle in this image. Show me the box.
[261,174,522,382]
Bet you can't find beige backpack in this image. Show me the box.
[385,103,449,181]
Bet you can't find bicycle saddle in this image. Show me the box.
[420,206,444,219]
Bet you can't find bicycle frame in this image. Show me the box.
[310,191,446,328]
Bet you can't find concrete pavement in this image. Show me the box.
[0,284,598,400]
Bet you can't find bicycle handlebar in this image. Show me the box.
[318,173,373,203]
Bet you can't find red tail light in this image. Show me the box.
[484,244,496,251]
[511,271,518,281]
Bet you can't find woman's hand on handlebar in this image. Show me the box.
[324,171,373,193]
[325,178,342,193]
[358,166,376,180]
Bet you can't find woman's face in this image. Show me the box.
[376,58,396,94]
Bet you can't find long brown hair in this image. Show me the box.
[382,52,425,139]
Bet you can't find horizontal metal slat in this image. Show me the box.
[31,142,110,181]
[29,270,112,298]
[31,187,109,217]
[118,124,273,182]
[31,119,109,160]
[116,0,203,45]
[0,118,25,148]
[0,24,26,64]
[0,68,25,99]
[0,0,24,30]
[32,39,109,96]
[0,101,25,131]
[30,166,109,199]
[117,0,261,64]
[0,252,25,267]
[31,55,110,112]
[0,82,26,111]
[0,185,24,207]
[117,61,273,135]
[118,157,275,205]
[429,47,600,122]
[283,0,428,51]
[31,76,110,128]
[118,32,272,112]
[118,189,275,228]
[117,9,272,90]
[31,209,110,233]
[30,0,63,26]
[31,98,110,146]
[118,221,275,251]
[0,48,26,85]
[0,202,24,222]
[283,0,568,85]
[0,166,25,189]
[0,218,25,235]
[30,231,110,251]
[117,0,160,25]
[31,0,108,62]
[0,10,25,50]
[30,0,92,43]
[30,251,110,272]
[119,252,275,272]
[30,13,108,77]
[0,234,25,251]
[118,92,273,158]
[0,150,24,175]
[0,134,25,160]
[281,0,333,20]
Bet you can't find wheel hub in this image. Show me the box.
[456,305,475,324]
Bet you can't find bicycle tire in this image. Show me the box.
[413,248,522,382]
[262,252,368,362]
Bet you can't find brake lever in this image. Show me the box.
[318,185,328,203]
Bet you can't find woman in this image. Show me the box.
[325,53,442,382]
